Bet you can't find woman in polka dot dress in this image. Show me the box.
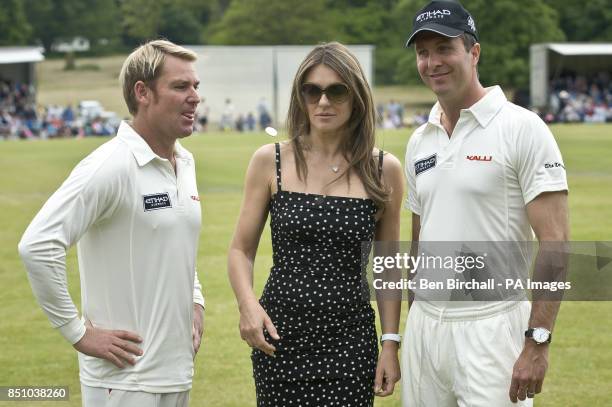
[228,42,404,406]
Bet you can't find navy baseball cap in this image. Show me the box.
[405,0,478,46]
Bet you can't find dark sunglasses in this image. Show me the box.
[301,83,350,104]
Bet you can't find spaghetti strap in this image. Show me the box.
[378,149,384,180]
[275,143,282,191]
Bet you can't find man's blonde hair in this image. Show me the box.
[119,39,197,115]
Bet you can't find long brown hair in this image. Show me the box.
[286,42,389,210]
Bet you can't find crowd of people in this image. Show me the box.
[196,97,423,133]
[0,78,119,140]
[376,100,429,129]
[4,70,611,141]
[541,71,612,123]
[196,97,273,133]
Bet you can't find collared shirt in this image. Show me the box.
[19,121,204,392]
[404,86,568,305]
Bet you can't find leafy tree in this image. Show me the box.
[544,0,612,42]
[465,0,564,88]
[121,0,216,45]
[328,1,395,45]
[326,0,403,84]
[24,0,120,52]
[121,0,164,44]
[158,6,202,44]
[207,0,335,45]
[0,0,32,46]
[22,0,56,51]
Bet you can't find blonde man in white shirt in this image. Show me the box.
[401,1,569,406]
[18,40,205,407]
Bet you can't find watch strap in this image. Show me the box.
[380,333,401,346]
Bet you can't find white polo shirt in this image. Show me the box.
[405,86,568,305]
[19,121,205,392]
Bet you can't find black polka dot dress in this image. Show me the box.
[251,143,383,406]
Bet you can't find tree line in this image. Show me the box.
[1,0,610,88]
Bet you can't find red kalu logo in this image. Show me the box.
[466,155,492,162]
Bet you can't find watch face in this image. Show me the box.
[533,328,550,343]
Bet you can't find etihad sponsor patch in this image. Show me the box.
[415,154,437,176]
[143,193,172,211]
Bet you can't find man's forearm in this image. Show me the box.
[528,241,569,330]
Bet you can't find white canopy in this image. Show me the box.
[530,43,612,107]
[546,43,612,56]
[0,47,45,65]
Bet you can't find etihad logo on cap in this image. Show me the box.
[416,9,451,22]
[467,16,476,32]
[143,193,172,211]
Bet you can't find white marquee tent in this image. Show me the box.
[530,43,612,108]
[0,46,45,86]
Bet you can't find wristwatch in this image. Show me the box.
[525,327,552,344]
[380,333,401,347]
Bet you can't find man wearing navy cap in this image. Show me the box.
[402,1,568,406]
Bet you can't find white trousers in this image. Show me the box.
[401,301,533,407]
[81,384,190,407]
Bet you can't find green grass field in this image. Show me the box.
[0,124,611,406]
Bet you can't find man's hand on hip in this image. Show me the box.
[192,303,204,357]
[73,320,143,368]
[509,342,549,403]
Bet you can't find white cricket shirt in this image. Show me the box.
[19,121,205,392]
[405,86,568,306]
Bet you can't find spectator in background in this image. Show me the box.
[62,105,75,127]
[382,111,395,129]
[246,112,256,131]
[412,111,427,126]
[376,102,385,127]
[196,97,209,132]
[0,109,13,139]
[220,98,235,131]
[257,97,272,130]
[235,113,245,132]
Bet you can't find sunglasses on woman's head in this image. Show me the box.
[301,83,350,105]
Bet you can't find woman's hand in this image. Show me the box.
[374,342,401,397]
[239,298,280,357]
